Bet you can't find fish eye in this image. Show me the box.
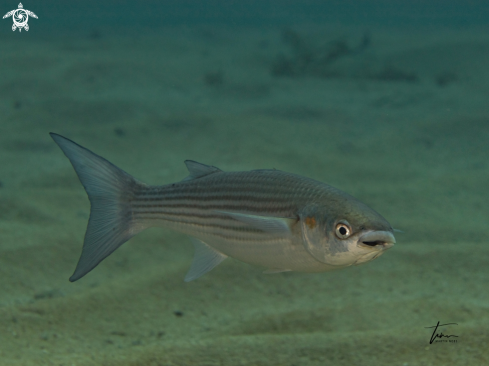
[335,222,351,239]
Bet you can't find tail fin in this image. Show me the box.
[50,133,145,282]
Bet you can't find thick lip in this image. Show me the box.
[358,230,396,249]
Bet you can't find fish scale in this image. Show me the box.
[130,172,320,242]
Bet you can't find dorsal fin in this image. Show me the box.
[182,160,222,181]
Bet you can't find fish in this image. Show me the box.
[50,133,395,282]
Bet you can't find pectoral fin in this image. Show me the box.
[216,211,296,235]
[185,237,228,282]
[263,268,291,274]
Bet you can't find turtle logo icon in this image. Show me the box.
[3,3,37,32]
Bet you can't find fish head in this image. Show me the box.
[300,198,395,267]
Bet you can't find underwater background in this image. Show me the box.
[1,0,488,365]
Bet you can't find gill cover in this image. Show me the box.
[299,204,353,266]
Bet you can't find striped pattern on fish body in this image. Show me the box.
[131,170,338,272]
[50,133,396,283]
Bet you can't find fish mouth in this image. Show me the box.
[358,231,396,249]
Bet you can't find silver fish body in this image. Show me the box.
[50,133,395,282]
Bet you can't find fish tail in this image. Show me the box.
[50,133,147,282]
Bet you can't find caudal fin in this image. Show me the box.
[50,133,145,282]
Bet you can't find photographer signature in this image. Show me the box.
[425,321,459,344]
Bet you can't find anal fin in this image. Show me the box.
[185,237,228,282]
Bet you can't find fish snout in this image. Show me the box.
[358,231,395,250]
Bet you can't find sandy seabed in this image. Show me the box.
[0,24,488,365]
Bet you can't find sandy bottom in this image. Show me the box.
[0,24,488,365]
